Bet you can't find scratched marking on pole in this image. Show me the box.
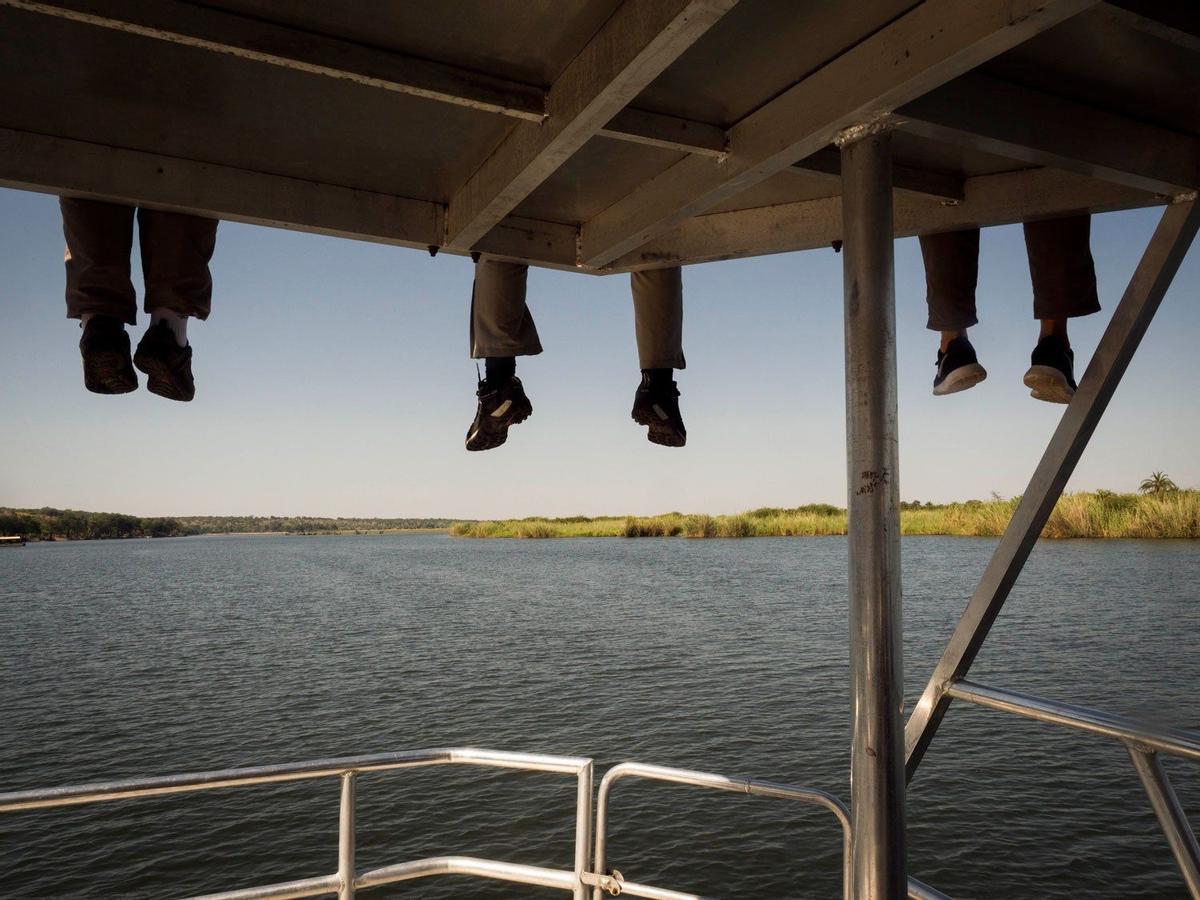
[856,469,890,495]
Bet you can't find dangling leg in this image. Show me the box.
[133,207,218,402]
[1023,215,1100,404]
[919,228,987,397]
[60,197,138,395]
[629,266,686,447]
[465,257,540,451]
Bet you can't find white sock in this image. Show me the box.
[150,309,189,347]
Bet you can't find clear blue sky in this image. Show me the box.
[0,187,1196,519]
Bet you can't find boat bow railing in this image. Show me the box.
[0,746,948,899]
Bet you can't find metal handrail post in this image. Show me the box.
[1127,748,1200,899]
[338,772,355,900]
[839,121,906,900]
[574,761,594,900]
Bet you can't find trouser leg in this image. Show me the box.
[469,257,543,358]
[60,198,137,325]
[631,266,686,370]
[920,229,980,331]
[1024,215,1100,320]
[137,208,218,320]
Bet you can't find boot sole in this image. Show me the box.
[1023,365,1074,404]
[933,363,987,396]
[83,350,138,395]
[465,402,531,451]
[647,423,686,447]
[134,350,194,402]
[633,405,686,447]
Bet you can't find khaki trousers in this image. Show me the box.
[920,214,1100,331]
[61,198,218,325]
[470,258,685,369]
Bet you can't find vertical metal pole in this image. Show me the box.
[338,772,356,900]
[574,762,593,900]
[1128,748,1200,898]
[839,124,905,900]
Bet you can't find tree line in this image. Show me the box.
[0,508,458,541]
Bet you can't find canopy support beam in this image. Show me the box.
[443,0,739,250]
[579,0,1098,267]
[898,73,1200,196]
[0,127,581,270]
[608,168,1158,271]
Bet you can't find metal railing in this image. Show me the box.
[0,748,881,899]
[946,680,1200,898]
[586,762,852,900]
[0,748,595,900]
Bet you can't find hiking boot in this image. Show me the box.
[133,321,195,402]
[465,375,533,451]
[79,316,137,395]
[1023,335,1076,404]
[632,375,686,447]
[933,336,987,396]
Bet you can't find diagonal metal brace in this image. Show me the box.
[905,199,1200,782]
[1127,747,1200,898]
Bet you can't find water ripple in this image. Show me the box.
[0,535,1195,898]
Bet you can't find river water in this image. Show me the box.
[0,534,1196,898]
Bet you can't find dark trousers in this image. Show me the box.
[920,215,1100,331]
[61,198,218,325]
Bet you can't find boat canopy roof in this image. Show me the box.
[1,0,1196,273]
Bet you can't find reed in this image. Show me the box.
[450,491,1200,539]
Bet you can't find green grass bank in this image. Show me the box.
[450,491,1200,540]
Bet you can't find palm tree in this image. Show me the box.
[1139,471,1178,495]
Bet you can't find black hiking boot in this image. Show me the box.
[465,375,533,451]
[1023,335,1077,404]
[134,321,195,402]
[933,336,987,396]
[79,316,137,395]
[632,374,686,447]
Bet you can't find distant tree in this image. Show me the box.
[0,511,42,538]
[1139,472,1178,495]
[144,517,183,538]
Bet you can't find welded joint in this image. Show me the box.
[934,677,957,701]
[833,114,901,147]
[1123,739,1159,757]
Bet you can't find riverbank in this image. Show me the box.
[7,490,1197,542]
[450,491,1200,539]
[0,508,459,542]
